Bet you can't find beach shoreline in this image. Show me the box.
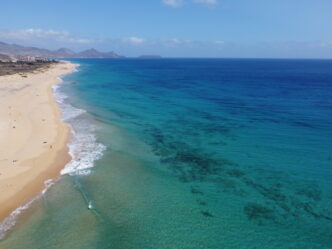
[0,61,75,223]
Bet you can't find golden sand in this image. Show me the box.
[0,61,75,221]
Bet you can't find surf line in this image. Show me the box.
[71,176,102,218]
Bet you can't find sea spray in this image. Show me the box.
[54,73,106,176]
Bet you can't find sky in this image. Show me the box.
[1,0,332,58]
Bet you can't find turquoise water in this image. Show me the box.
[1,59,332,249]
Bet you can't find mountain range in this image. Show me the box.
[0,41,123,58]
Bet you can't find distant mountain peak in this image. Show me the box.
[56,48,74,53]
[0,41,124,58]
[76,48,123,58]
[83,48,98,52]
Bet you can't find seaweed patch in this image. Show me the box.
[244,203,275,222]
[201,211,214,218]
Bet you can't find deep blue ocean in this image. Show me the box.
[1,58,332,249]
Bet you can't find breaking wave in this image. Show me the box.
[53,77,106,176]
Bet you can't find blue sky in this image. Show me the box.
[1,0,332,58]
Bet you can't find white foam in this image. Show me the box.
[74,64,80,73]
[0,179,57,240]
[52,70,106,176]
[61,103,86,121]
[61,131,106,176]
[52,84,67,104]
[88,201,93,210]
[72,63,80,72]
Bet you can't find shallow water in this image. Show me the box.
[1,59,332,249]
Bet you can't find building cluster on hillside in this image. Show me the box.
[0,54,54,63]
[16,56,54,63]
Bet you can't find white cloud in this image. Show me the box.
[163,0,183,7]
[169,38,182,45]
[215,40,225,45]
[165,38,194,46]
[319,42,332,48]
[0,28,94,44]
[162,0,218,7]
[193,0,218,5]
[124,36,145,45]
[60,37,93,44]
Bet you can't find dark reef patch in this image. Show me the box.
[244,203,275,222]
[201,211,214,218]
[143,114,331,226]
[197,200,207,206]
[296,185,322,201]
[214,177,237,189]
[244,179,287,202]
[227,169,245,178]
[191,186,204,195]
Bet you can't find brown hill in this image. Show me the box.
[0,41,123,58]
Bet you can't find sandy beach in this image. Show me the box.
[0,61,75,221]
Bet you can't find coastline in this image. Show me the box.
[0,61,75,222]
